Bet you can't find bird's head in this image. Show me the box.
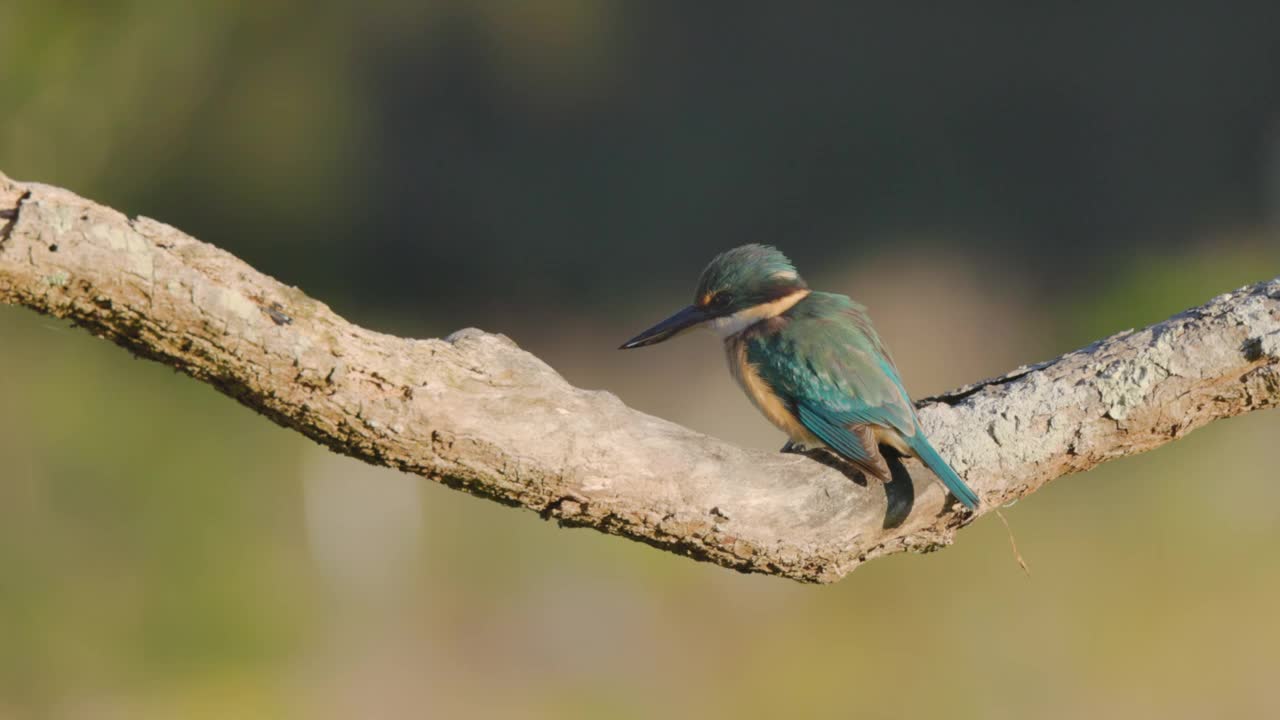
[620,244,809,349]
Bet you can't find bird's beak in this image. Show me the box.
[619,304,711,349]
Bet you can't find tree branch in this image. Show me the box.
[2,171,1277,583]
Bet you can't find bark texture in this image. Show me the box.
[2,171,1278,582]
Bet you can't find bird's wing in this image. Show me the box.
[747,298,918,464]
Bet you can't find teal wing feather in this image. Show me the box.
[794,404,879,466]
[748,292,980,509]
[746,292,917,441]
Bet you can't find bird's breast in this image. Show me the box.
[725,337,820,445]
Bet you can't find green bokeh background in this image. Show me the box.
[2,2,1279,718]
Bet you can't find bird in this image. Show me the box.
[619,244,980,511]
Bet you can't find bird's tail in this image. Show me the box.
[910,436,980,510]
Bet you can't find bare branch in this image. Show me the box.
[1,171,1277,582]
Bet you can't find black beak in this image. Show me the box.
[619,304,711,349]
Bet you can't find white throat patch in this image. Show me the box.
[709,290,811,338]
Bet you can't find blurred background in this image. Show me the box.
[2,1,1279,717]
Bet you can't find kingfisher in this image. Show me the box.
[619,244,980,511]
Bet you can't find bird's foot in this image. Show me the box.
[780,440,806,454]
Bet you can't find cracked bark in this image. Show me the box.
[1,171,1278,583]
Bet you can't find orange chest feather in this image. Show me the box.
[725,339,820,445]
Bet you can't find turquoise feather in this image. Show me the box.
[745,292,980,510]
[908,432,981,510]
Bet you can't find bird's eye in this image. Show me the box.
[710,292,732,309]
